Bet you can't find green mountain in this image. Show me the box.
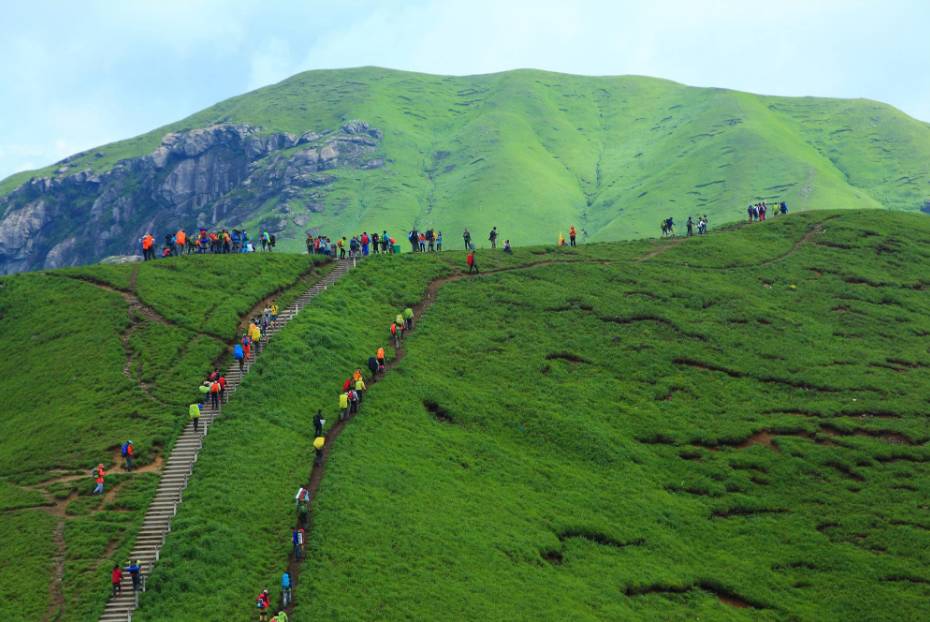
[1,67,929,274]
[3,211,929,620]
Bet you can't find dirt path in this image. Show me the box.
[43,520,66,622]
[281,248,676,611]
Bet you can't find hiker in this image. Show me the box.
[391,322,399,348]
[121,440,134,471]
[281,571,292,607]
[339,391,350,421]
[503,239,512,254]
[371,232,380,254]
[427,229,435,252]
[780,201,788,215]
[348,388,360,415]
[362,231,370,256]
[295,484,310,506]
[189,403,201,432]
[271,303,279,323]
[234,342,245,371]
[141,233,155,260]
[403,306,414,331]
[558,232,566,246]
[209,380,221,410]
[569,225,577,247]
[467,250,478,274]
[687,216,694,237]
[127,560,142,592]
[463,228,471,250]
[436,231,443,252]
[249,321,262,353]
[314,438,325,466]
[355,375,367,404]
[292,527,303,561]
[382,231,390,253]
[263,306,272,328]
[368,355,379,377]
[314,409,325,437]
[489,226,498,249]
[93,465,105,495]
[111,564,123,596]
[256,589,271,622]
[376,347,386,373]
[274,610,289,622]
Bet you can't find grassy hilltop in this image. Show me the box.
[2,67,929,267]
[0,254,330,621]
[99,210,928,621]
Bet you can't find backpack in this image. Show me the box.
[121,443,128,457]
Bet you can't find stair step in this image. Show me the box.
[99,261,354,621]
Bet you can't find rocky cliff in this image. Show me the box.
[0,121,382,273]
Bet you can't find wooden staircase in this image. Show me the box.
[99,259,353,621]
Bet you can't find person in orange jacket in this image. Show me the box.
[569,225,577,247]
[141,233,155,261]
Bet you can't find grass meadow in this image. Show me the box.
[132,211,928,621]
[0,253,328,621]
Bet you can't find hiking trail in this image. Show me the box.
[280,243,678,612]
[97,259,353,622]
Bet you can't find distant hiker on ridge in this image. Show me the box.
[489,226,498,249]
[569,225,577,247]
[463,228,472,250]
[467,250,479,274]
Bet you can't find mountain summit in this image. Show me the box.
[1,66,929,273]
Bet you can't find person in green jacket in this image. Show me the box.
[403,307,414,331]
[395,313,405,340]
[189,403,201,432]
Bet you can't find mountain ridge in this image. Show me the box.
[1,66,928,273]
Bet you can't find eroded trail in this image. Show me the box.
[283,246,680,611]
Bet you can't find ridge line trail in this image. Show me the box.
[281,242,682,612]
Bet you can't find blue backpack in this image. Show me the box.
[120,442,129,457]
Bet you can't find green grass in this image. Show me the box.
[130,211,929,621]
[3,68,929,254]
[0,252,331,621]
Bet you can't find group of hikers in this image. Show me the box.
[110,560,145,597]
[661,216,710,237]
[407,228,444,252]
[257,305,415,620]
[140,228,277,260]
[306,231,403,258]
[747,201,788,221]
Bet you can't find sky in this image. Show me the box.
[2,0,929,180]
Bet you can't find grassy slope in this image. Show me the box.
[0,253,330,622]
[3,68,928,248]
[134,211,928,621]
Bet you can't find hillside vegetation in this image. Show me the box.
[2,67,929,273]
[0,254,330,621]
[125,211,928,621]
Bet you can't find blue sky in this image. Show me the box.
[2,0,929,180]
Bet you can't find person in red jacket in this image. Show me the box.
[111,564,123,596]
[256,589,271,622]
[218,375,227,403]
[467,250,479,274]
